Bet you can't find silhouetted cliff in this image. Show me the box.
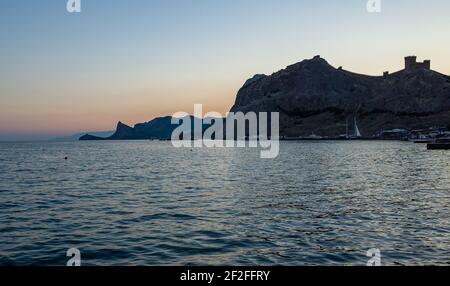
[80,116,214,140]
[81,56,450,140]
[231,56,450,136]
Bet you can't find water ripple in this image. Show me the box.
[0,141,449,265]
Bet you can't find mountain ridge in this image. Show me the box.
[80,56,450,140]
[231,56,450,137]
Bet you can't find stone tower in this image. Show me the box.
[405,56,431,70]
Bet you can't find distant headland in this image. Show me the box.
[80,56,450,141]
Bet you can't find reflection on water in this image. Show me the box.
[0,141,449,265]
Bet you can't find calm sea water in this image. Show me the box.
[0,141,449,266]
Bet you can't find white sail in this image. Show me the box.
[354,117,362,138]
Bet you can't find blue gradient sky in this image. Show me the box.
[1,0,450,140]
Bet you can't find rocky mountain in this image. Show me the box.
[231,55,450,137]
[80,116,214,140]
[81,56,450,140]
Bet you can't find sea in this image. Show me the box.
[0,141,449,266]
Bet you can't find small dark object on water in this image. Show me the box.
[64,157,68,160]
[427,143,450,150]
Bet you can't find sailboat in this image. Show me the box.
[349,105,363,139]
[354,116,362,138]
[343,116,362,139]
[340,106,363,140]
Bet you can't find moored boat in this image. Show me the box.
[427,143,450,150]
[427,137,450,150]
[409,135,435,143]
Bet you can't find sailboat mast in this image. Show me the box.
[346,118,349,137]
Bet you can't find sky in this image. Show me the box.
[1,0,450,140]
